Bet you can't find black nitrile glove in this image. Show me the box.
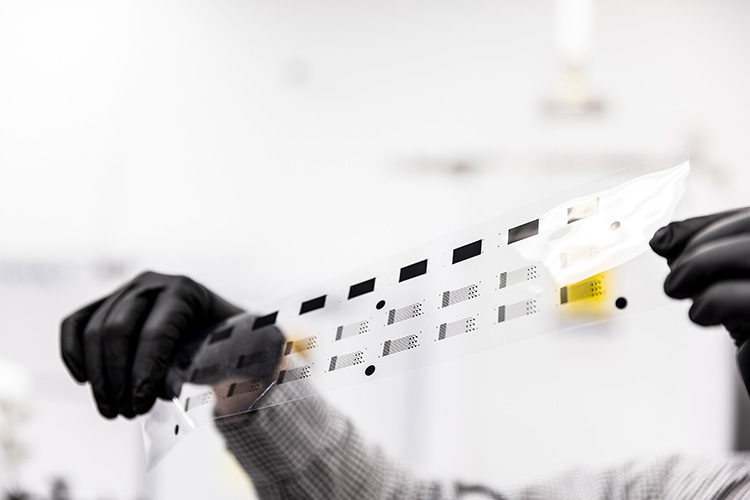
[650,208,750,393]
[60,271,244,419]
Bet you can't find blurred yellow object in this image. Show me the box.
[557,270,616,318]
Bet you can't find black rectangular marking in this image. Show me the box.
[497,305,506,323]
[452,239,482,264]
[348,278,376,299]
[284,341,294,356]
[253,311,278,330]
[508,219,539,244]
[567,198,599,224]
[399,259,428,282]
[328,356,337,371]
[300,295,326,314]
[208,325,232,344]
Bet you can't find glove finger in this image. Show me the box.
[102,286,161,419]
[83,289,131,419]
[649,208,748,265]
[60,297,105,383]
[689,280,750,345]
[680,209,750,258]
[664,234,750,299]
[131,280,204,414]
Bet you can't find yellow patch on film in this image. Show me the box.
[557,270,617,318]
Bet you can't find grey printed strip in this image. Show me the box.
[437,317,477,340]
[499,265,538,289]
[497,299,538,323]
[335,320,370,341]
[184,391,214,412]
[284,336,319,356]
[328,351,365,372]
[226,379,263,399]
[387,302,424,325]
[382,334,419,357]
[559,277,604,304]
[441,284,479,308]
[277,365,312,384]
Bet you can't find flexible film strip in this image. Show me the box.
[141,152,690,469]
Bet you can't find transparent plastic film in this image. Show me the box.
[142,152,690,469]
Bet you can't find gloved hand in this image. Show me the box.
[650,208,750,391]
[60,271,244,419]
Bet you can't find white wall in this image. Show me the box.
[0,0,748,498]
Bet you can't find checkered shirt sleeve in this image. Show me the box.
[215,395,750,500]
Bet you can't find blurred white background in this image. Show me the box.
[0,0,749,498]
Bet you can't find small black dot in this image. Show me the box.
[365,365,376,376]
[615,297,628,309]
[174,425,179,435]
[376,300,386,310]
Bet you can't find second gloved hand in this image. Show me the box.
[649,207,750,346]
[60,271,244,419]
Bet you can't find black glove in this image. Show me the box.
[650,208,750,392]
[60,271,243,419]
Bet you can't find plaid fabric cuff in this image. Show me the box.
[215,391,333,484]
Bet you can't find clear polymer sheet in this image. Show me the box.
[142,152,690,468]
